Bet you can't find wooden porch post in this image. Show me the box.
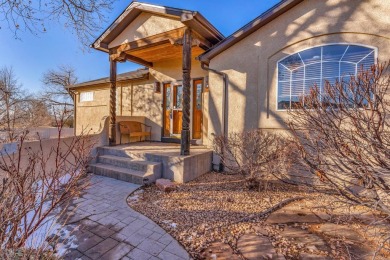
[109,59,117,146]
[181,28,192,155]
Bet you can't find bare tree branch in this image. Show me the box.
[0,0,115,47]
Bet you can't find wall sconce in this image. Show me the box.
[204,76,209,92]
[154,82,161,93]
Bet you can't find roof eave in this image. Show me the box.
[198,0,303,63]
[92,1,225,53]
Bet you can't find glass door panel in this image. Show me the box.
[192,79,203,139]
[163,83,171,137]
[172,85,183,135]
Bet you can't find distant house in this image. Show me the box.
[68,0,390,147]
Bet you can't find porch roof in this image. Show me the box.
[198,0,304,64]
[67,68,149,89]
[92,1,224,55]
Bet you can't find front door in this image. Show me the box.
[192,79,203,139]
[163,80,203,140]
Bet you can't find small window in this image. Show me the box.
[80,91,94,102]
[277,44,376,110]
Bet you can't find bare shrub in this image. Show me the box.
[288,62,390,216]
[0,110,95,257]
[213,130,292,190]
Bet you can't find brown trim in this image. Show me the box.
[198,0,303,63]
[68,69,149,89]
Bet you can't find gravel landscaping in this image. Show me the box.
[128,172,390,260]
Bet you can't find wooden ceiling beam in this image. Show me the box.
[111,52,153,67]
[192,31,212,50]
[109,28,185,58]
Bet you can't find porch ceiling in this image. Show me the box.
[126,44,205,63]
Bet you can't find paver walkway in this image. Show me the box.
[55,175,190,260]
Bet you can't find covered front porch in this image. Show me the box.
[92,2,223,155]
[90,142,213,184]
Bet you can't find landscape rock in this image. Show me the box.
[280,227,329,253]
[156,179,177,192]
[202,242,240,260]
[266,209,321,224]
[237,234,285,260]
[314,223,364,243]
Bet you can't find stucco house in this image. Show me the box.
[69,0,389,181]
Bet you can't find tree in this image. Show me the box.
[41,65,77,109]
[0,66,30,142]
[0,0,115,46]
[26,98,53,127]
[0,67,56,143]
[288,62,390,216]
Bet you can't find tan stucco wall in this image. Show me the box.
[206,0,390,146]
[75,85,110,135]
[0,117,109,182]
[108,13,185,48]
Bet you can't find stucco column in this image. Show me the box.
[109,59,117,146]
[181,28,192,155]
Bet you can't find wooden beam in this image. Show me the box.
[192,31,212,50]
[112,52,153,67]
[109,59,117,146]
[109,28,185,60]
[181,28,192,156]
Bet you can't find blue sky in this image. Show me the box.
[0,0,280,93]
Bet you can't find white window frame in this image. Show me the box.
[276,43,378,111]
[80,91,94,102]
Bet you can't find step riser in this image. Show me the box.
[98,156,148,172]
[97,147,138,159]
[90,165,160,185]
[97,147,163,163]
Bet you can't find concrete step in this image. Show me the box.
[97,147,137,159]
[97,147,164,162]
[89,163,161,185]
[97,155,161,175]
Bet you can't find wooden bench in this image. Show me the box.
[118,121,152,144]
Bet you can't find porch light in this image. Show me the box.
[204,76,209,92]
[154,82,161,93]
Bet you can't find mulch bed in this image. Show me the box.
[128,172,390,259]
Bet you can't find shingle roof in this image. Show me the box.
[198,0,303,63]
[68,68,149,89]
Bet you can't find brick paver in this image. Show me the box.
[55,175,190,260]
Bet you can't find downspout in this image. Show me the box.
[200,62,228,137]
[201,62,228,172]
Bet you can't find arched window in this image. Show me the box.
[277,44,376,110]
